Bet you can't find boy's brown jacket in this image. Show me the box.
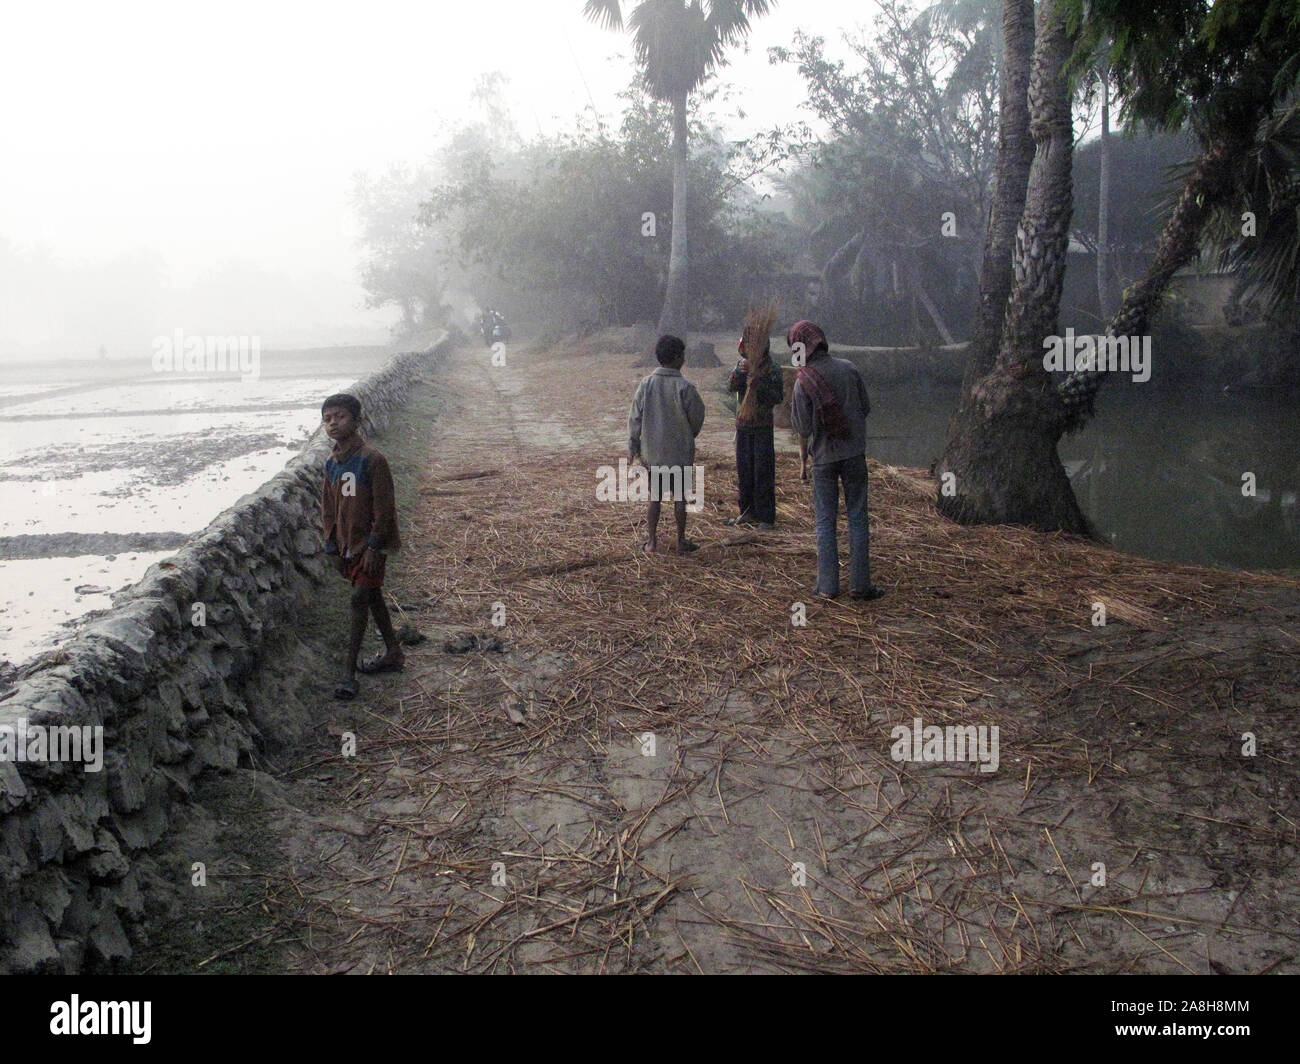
[321,434,400,557]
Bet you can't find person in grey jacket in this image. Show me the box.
[788,320,885,601]
[628,335,706,553]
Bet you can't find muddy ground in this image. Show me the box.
[127,340,1299,975]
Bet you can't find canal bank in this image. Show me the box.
[0,335,449,973]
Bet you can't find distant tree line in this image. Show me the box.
[353,75,801,340]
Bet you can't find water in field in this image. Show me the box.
[0,347,392,665]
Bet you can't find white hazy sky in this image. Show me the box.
[0,0,872,351]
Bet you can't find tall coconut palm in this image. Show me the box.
[1094,54,1115,319]
[583,0,774,340]
[939,0,1300,529]
[960,0,1035,384]
[936,0,1087,531]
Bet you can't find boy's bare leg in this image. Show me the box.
[367,589,404,667]
[674,499,697,552]
[646,500,662,551]
[345,585,370,679]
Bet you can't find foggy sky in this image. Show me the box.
[1,0,861,359]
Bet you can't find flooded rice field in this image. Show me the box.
[0,346,391,667]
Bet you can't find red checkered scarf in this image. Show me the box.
[788,321,850,441]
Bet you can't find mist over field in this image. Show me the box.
[0,0,840,361]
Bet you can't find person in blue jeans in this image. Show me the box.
[787,320,885,601]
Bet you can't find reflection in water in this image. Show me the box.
[860,380,1300,571]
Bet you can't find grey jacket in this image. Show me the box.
[628,367,706,468]
[790,355,871,466]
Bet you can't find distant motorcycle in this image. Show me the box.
[481,310,510,346]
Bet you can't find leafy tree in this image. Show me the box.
[583,0,775,341]
[418,83,793,331]
[772,0,1001,344]
[1059,0,1300,431]
[352,162,451,335]
[352,74,520,337]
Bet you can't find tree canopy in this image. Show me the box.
[353,77,797,337]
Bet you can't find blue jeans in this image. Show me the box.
[812,455,870,596]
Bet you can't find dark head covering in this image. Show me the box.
[786,320,828,357]
[790,322,850,441]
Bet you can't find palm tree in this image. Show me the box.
[1094,53,1115,320]
[959,0,1034,385]
[937,0,1088,531]
[938,0,1300,529]
[583,0,774,340]
[1210,103,1300,317]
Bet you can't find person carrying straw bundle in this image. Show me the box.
[726,301,785,530]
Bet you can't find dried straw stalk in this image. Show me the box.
[737,299,780,426]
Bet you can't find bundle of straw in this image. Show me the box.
[737,299,779,426]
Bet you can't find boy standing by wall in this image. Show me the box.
[628,335,706,554]
[320,393,405,699]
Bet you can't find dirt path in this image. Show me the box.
[232,341,1298,975]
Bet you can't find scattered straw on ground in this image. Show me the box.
[255,342,1298,975]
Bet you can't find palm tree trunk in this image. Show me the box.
[1059,125,1256,433]
[965,0,1035,383]
[1096,57,1113,320]
[657,89,690,340]
[936,0,1087,532]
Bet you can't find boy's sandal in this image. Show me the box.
[676,540,701,554]
[849,585,886,602]
[333,677,358,700]
[358,655,404,675]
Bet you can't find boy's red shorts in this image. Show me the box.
[342,552,386,589]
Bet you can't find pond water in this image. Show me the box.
[864,380,1300,572]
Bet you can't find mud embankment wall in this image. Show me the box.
[0,338,447,973]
